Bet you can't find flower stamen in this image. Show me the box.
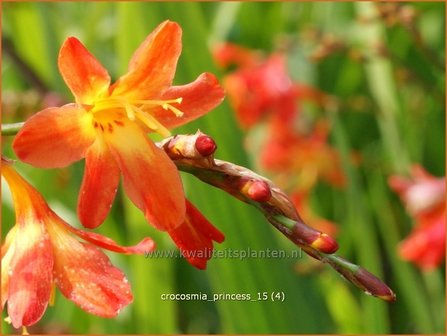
[162,102,184,117]
[134,107,171,137]
[124,102,136,121]
[91,96,183,137]
[49,283,56,306]
[135,97,184,117]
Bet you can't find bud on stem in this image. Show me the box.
[325,255,396,302]
[159,131,216,168]
[240,179,272,202]
[157,131,396,302]
[195,134,217,157]
[272,215,338,254]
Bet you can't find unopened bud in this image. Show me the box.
[311,233,339,254]
[353,267,396,302]
[195,135,217,157]
[293,225,339,254]
[241,179,272,202]
[330,257,396,302]
[162,132,217,159]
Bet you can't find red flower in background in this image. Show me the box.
[1,162,154,330]
[13,21,224,233]
[260,119,346,189]
[213,42,259,69]
[214,42,344,234]
[214,43,344,189]
[389,165,446,270]
[220,52,297,129]
[214,43,328,130]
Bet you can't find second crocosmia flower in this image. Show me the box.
[389,165,446,270]
[1,162,154,329]
[13,20,225,231]
[213,43,328,130]
[216,46,296,129]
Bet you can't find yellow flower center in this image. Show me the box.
[87,96,184,137]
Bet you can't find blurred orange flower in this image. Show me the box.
[13,21,224,233]
[389,165,446,270]
[1,162,154,329]
[214,43,328,130]
[261,120,346,189]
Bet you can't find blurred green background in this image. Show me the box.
[1,2,445,334]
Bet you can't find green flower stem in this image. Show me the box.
[1,122,24,136]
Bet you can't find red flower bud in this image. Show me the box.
[292,223,339,254]
[241,180,272,202]
[195,135,217,157]
[310,233,339,254]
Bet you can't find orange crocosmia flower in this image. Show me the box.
[1,163,154,329]
[12,20,225,231]
[168,200,224,269]
[389,165,446,270]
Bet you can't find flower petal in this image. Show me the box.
[13,104,95,168]
[104,120,185,231]
[168,200,224,269]
[224,73,265,129]
[399,212,446,270]
[110,21,182,99]
[63,221,155,255]
[48,221,132,318]
[1,226,17,309]
[7,222,53,328]
[151,72,225,130]
[58,37,111,104]
[77,139,121,229]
